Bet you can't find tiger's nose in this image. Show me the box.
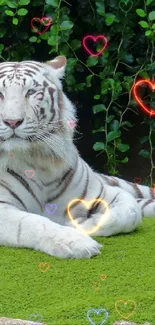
[3,119,24,128]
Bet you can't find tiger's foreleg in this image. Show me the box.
[80,186,142,237]
[0,203,102,258]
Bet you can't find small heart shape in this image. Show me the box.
[38,262,50,273]
[119,0,133,13]
[133,79,155,116]
[29,314,43,323]
[8,152,15,158]
[24,169,35,179]
[87,308,108,325]
[91,281,100,291]
[115,300,136,319]
[133,177,142,184]
[68,120,76,129]
[82,35,108,57]
[100,274,107,281]
[45,203,57,215]
[31,16,52,35]
[67,199,109,235]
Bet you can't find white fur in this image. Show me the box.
[0,57,153,259]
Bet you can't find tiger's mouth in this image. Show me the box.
[9,134,21,139]
[3,134,30,141]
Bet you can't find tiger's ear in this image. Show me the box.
[46,56,67,79]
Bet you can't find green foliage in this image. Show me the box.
[0,0,154,178]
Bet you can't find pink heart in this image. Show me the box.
[24,169,35,179]
[68,120,76,129]
[82,35,108,56]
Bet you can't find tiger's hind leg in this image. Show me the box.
[79,186,142,237]
[136,198,155,217]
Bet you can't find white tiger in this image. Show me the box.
[0,56,154,259]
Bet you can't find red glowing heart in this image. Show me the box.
[82,35,108,57]
[31,17,52,35]
[133,177,142,184]
[133,79,155,116]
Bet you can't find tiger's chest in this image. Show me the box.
[0,153,82,225]
[0,152,104,227]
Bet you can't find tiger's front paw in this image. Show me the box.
[39,225,102,259]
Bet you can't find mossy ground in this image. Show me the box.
[0,218,155,325]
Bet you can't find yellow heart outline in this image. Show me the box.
[38,262,50,273]
[115,300,136,319]
[100,274,107,281]
[67,198,109,235]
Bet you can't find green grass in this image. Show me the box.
[0,218,155,325]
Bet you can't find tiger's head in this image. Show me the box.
[0,56,77,163]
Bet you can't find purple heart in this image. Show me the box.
[45,203,57,215]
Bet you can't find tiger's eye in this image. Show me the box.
[26,89,36,97]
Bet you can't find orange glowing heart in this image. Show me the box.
[133,79,155,116]
[67,198,109,235]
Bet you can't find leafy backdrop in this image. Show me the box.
[0,0,155,182]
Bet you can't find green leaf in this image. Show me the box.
[7,1,18,8]
[139,21,149,28]
[5,9,14,16]
[86,75,93,87]
[19,0,30,4]
[93,142,105,151]
[107,115,115,123]
[0,31,6,38]
[71,39,81,51]
[107,130,121,142]
[110,119,119,131]
[136,9,146,17]
[17,8,28,15]
[0,43,4,51]
[12,17,18,24]
[60,21,73,30]
[45,0,58,7]
[48,33,57,46]
[67,58,77,67]
[149,11,155,21]
[121,121,133,128]
[139,149,150,158]
[94,95,100,100]
[105,13,115,25]
[92,127,105,134]
[29,36,37,42]
[146,0,154,4]
[96,2,105,16]
[140,136,149,144]
[87,56,98,67]
[121,157,129,163]
[0,0,6,5]
[93,104,106,114]
[145,30,152,36]
[152,23,155,29]
[75,83,85,90]
[117,143,130,152]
